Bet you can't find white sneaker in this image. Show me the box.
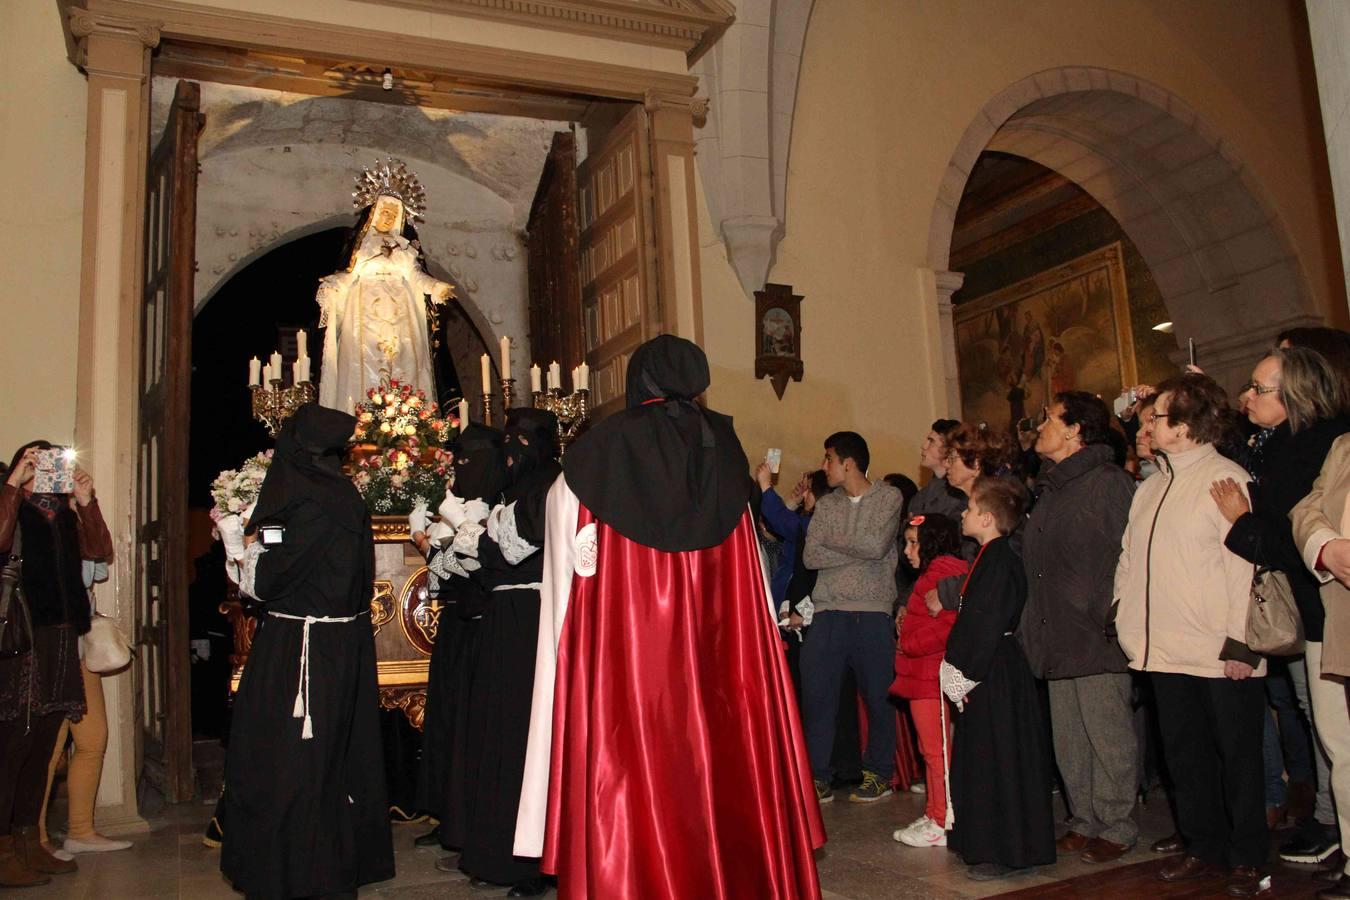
[64,834,133,854]
[892,814,931,843]
[909,782,927,794]
[897,817,948,848]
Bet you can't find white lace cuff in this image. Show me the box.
[235,542,267,600]
[452,521,486,559]
[487,502,539,566]
[939,659,979,711]
[427,548,470,592]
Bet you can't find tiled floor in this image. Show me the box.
[16,785,1327,898]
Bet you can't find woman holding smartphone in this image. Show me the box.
[0,441,112,887]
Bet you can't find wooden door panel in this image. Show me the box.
[135,79,202,804]
[526,131,583,376]
[578,104,659,418]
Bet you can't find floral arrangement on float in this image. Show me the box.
[208,450,273,532]
[348,376,458,516]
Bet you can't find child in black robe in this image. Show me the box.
[940,477,1055,881]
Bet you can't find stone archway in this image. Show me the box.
[929,67,1323,402]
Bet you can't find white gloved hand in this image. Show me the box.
[425,521,454,547]
[464,498,491,524]
[439,492,469,529]
[408,502,431,536]
[217,514,247,561]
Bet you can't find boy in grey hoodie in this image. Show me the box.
[801,431,905,803]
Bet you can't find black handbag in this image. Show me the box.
[0,528,33,659]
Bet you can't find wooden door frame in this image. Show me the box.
[60,0,714,823]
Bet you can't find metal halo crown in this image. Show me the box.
[352,157,427,224]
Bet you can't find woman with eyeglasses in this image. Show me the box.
[1213,348,1349,873]
[1113,373,1270,897]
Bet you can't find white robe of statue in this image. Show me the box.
[316,195,451,411]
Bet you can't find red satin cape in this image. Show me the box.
[542,506,825,899]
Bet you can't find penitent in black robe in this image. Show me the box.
[221,407,394,899]
[457,455,560,886]
[944,536,1055,870]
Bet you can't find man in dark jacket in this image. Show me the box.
[1018,392,1139,863]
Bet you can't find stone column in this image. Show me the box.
[935,270,965,417]
[1306,1,1350,312]
[66,6,159,833]
[645,90,706,343]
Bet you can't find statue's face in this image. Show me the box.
[372,197,402,234]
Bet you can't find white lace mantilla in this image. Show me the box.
[487,502,539,565]
[939,659,979,711]
[427,547,470,591]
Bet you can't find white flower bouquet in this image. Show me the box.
[209,450,274,531]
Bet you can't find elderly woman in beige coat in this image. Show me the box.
[1113,374,1267,898]
[1291,435,1350,899]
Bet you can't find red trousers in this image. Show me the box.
[910,698,952,826]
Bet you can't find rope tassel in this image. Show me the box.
[267,610,369,742]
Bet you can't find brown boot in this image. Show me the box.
[15,826,76,875]
[0,834,50,887]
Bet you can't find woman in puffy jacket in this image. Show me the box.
[890,513,966,850]
[1113,373,1267,896]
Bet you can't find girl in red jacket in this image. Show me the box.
[890,514,966,848]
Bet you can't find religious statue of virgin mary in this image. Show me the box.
[316,158,454,411]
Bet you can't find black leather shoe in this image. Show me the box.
[1159,855,1219,882]
[1152,833,1185,853]
[1320,874,1350,900]
[507,877,550,897]
[414,828,442,848]
[1224,865,1269,897]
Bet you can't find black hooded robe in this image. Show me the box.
[457,409,560,887]
[944,536,1055,871]
[221,405,395,899]
[416,424,508,850]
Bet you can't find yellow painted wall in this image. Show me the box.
[699,0,1345,486]
[1,0,1342,489]
[0,1,87,459]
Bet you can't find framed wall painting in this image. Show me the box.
[755,282,804,399]
[954,242,1137,431]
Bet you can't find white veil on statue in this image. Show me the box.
[316,158,453,412]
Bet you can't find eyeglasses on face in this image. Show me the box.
[1147,412,1172,425]
[1239,381,1280,396]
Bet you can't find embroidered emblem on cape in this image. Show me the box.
[575,523,599,577]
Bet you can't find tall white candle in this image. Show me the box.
[480,354,491,391]
[570,366,578,390]
[301,358,311,383]
[292,360,303,384]
[270,351,283,378]
[347,395,354,413]
[262,363,272,384]
[500,336,511,378]
[577,362,590,391]
[296,330,308,360]
[529,364,542,393]
[548,361,562,391]
[458,398,470,430]
[248,357,261,387]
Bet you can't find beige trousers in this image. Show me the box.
[38,662,108,843]
[1306,642,1350,875]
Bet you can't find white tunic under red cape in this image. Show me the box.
[514,475,825,899]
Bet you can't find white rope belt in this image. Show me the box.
[493,583,543,592]
[267,609,369,740]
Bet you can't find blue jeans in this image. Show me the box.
[800,610,896,782]
[1263,660,1314,807]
